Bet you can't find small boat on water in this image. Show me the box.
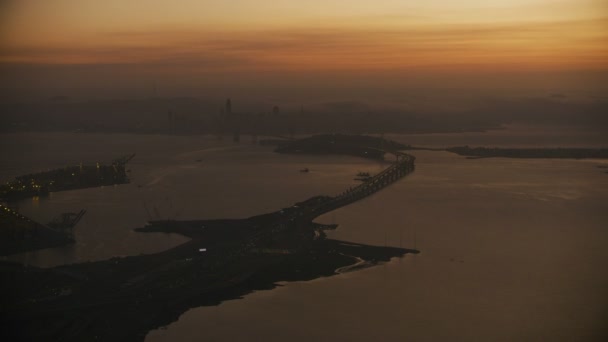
[356,171,370,177]
[300,168,309,173]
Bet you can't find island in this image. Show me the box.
[1,136,417,341]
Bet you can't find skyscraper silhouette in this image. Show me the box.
[226,98,232,116]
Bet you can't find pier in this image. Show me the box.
[0,205,86,256]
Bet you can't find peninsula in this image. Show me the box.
[1,136,416,341]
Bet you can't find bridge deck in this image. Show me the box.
[309,151,415,218]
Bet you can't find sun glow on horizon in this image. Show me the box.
[1,0,607,91]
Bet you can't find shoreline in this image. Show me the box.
[1,134,418,341]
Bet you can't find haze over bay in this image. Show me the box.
[1,1,607,341]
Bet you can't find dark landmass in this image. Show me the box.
[0,154,134,202]
[446,146,608,159]
[0,205,85,256]
[0,135,417,341]
[275,134,409,160]
[2,95,607,136]
[0,96,503,136]
[1,206,416,341]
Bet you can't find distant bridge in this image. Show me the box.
[309,151,415,218]
[257,149,415,245]
[140,147,415,248]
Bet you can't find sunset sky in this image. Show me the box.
[0,0,606,96]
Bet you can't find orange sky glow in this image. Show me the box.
[0,0,607,92]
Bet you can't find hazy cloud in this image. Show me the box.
[2,17,606,72]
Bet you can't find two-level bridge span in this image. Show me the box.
[301,150,415,220]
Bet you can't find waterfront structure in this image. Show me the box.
[0,154,135,201]
[0,205,86,255]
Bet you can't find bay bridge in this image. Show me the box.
[311,151,415,218]
[264,149,416,239]
[138,146,417,255]
[227,148,417,257]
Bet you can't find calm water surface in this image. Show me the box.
[1,129,607,341]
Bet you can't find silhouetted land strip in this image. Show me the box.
[0,97,510,135]
[0,154,135,202]
[1,136,417,341]
[446,146,608,159]
[1,204,416,341]
[2,220,414,341]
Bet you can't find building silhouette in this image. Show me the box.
[226,98,232,116]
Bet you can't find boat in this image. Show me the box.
[356,171,370,177]
[300,168,309,173]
